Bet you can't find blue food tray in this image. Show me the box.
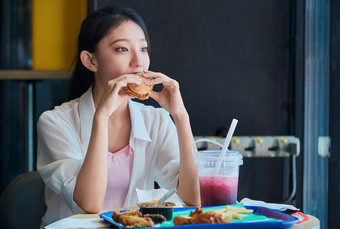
[99,205,298,229]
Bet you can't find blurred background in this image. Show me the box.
[0,0,339,228]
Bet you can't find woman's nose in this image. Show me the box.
[131,50,143,67]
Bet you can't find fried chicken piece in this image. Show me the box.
[111,210,142,222]
[173,208,202,225]
[119,215,141,226]
[223,217,232,223]
[119,215,154,228]
[189,207,203,217]
[191,211,224,224]
[121,210,143,217]
[190,207,223,224]
[173,216,192,225]
[111,211,121,222]
[174,207,227,225]
[111,210,149,228]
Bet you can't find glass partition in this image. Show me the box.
[303,1,330,229]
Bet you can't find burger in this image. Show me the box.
[125,74,154,100]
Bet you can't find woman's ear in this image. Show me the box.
[80,50,98,72]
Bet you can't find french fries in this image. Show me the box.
[232,214,242,220]
[213,205,253,220]
[173,205,253,226]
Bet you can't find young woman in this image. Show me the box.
[37,6,200,227]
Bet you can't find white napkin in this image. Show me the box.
[136,188,183,207]
[240,197,299,211]
[45,218,109,229]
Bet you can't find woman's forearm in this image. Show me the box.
[173,112,201,206]
[73,112,109,213]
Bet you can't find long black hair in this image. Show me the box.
[68,6,150,100]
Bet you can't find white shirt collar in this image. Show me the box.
[78,86,152,151]
[128,100,152,143]
[78,86,95,149]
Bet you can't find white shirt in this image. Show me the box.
[37,86,180,227]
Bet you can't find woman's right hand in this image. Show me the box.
[95,74,142,118]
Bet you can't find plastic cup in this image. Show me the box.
[194,149,243,206]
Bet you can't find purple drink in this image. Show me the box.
[199,176,238,206]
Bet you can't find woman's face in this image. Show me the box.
[93,20,150,84]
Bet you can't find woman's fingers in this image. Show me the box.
[143,71,179,90]
[117,74,143,85]
[106,74,143,95]
[142,70,187,116]
[142,71,165,83]
[149,91,159,101]
[112,80,127,95]
[97,74,144,116]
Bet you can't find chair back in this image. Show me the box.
[0,171,46,229]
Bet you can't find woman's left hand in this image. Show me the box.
[143,70,187,117]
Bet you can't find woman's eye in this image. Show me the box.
[141,47,148,52]
[116,47,128,52]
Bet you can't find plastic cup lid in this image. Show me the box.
[194,150,243,166]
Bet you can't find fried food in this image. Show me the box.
[223,217,232,223]
[173,207,230,225]
[120,215,154,228]
[225,205,254,213]
[111,211,121,222]
[213,205,254,219]
[231,213,242,220]
[111,210,142,222]
[173,215,192,225]
[112,210,142,218]
[190,207,224,224]
[111,210,153,228]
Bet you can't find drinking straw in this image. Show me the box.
[214,118,238,175]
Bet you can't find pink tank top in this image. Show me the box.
[102,145,134,210]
